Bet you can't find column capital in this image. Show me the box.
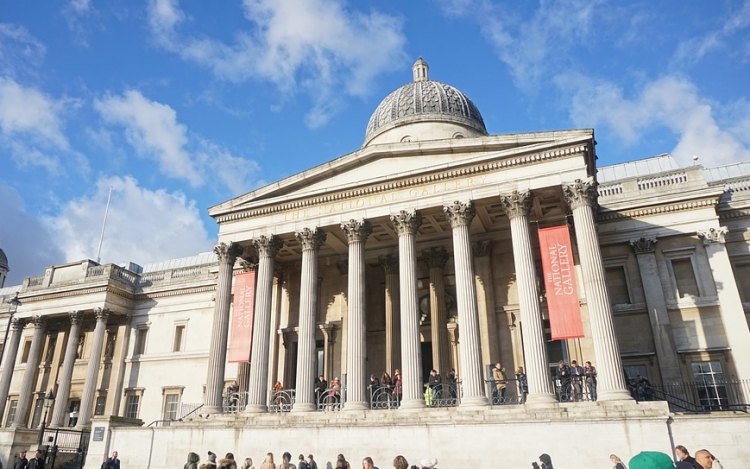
[214,242,244,263]
[11,317,27,330]
[94,308,111,322]
[423,248,449,269]
[240,257,259,272]
[296,227,326,251]
[69,311,84,325]
[630,237,658,254]
[341,219,372,243]
[336,260,348,276]
[252,235,282,257]
[31,315,47,329]
[562,178,598,210]
[471,240,493,258]
[444,200,475,228]
[379,254,399,274]
[499,190,532,219]
[698,227,727,245]
[390,209,422,235]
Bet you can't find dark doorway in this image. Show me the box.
[421,342,433,385]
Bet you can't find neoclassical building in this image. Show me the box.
[1,59,750,469]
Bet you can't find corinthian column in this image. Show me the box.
[444,201,487,406]
[380,255,400,375]
[391,209,424,408]
[423,248,450,378]
[500,190,556,403]
[246,235,281,412]
[563,178,631,401]
[77,308,110,427]
[341,219,371,410]
[0,318,26,420]
[50,312,83,426]
[12,316,47,428]
[698,227,750,383]
[293,228,326,412]
[204,241,244,414]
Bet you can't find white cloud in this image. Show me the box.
[0,78,68,148]
[558,74,750,166]
[0,183,65,285]
[0,23,47,76]
[46,175,213,266]
[146,0,406,127]
[674,0,750,64]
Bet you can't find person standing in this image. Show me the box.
[609,454,626,469]
[515,366,528,404]
[27,450,44,469]
[307,455,317,469]
[556,361,571,400]
[314,375,327,405]
[227,380,240,412]
[492,363,507,403]
[185,453,200,469]
[104,451,121,469]
[675,445,696,469]
[13,451,28,469]
[219,453,237,469]
[392,369,403,406]
[570,360,584,401]
[584,361,597,401]
[260,453,275,469]
[694,450,713,469]
[297,454,308,469]
[241,459,254,469]
[201,451,218,469]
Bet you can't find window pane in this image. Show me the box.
[135,329,148,355]
[691,361,727,409]
[606,266,630,305]
[6,400,18,427]
[95,396,107,416]
[672,259,699,298]
[164,394,179,420]
[31,398,44,428]
[21,340,32,363]
[125,395,140,419]
[173,326,184,352]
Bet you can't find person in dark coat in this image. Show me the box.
[675,445,696,469]
[538,454,554,469]
[103,451,120,469]
[27,450,44,469]
[13,450,28,469]
[515,366,528,404]
[219,453,237,469]
[201,451,218,469]
[185,453,200,469]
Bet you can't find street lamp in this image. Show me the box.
[0,293,21,368]
[37,390,55,444]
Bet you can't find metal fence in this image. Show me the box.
[40,428,90,453]
[222,392,249,413]
[269,389,295,412]
[485,379,525,406]
[423,383,460,407]
[630,380,750,413]
[554,378,596,403]
[317,387,344,411]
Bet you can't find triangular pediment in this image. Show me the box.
[209,129,594,219]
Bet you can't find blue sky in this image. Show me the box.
[1,0,749,285]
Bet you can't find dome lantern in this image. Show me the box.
[412,57,429,82]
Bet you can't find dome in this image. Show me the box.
[364,58,487,146]
[0,247,7,272]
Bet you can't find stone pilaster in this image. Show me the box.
[391,209,424,408]
[698,227,750,383]
[293,227,326,412]
[77,308,110,427]
[629,237,683,383]
[0,318,26,420]
[500,190,556,403]
[341,219,371,410]
[380,255,401,375]
[50,311,83,426]
[204,241,244,414]
[444,201,487,406]
[423,248,451,378]
[563,178,631,401]
[246,235,282,412]
[472,241,500,371]
[12,316,47,428]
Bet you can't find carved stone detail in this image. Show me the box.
[444,200,475,228]
[698,227,727,245]
[213,242,244,262]
[390,209,422,235]
[423,248,449,269]
[252,235,282,257]
[472,240,492,258]
[69,311,83,325]
[341,219,372,243]
[379,254,399,274]
[630,237,658,254]
[562,178,598,209]
[296,227,327,251]
[499,190,533,219]
[31,315,47,329]
[11,318,26,330]
[240,257,259,272]
[95,308,111,322]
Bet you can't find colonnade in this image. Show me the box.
[204,178,634,412]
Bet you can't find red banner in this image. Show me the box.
[538,225,584,340]
[228,271,256,363]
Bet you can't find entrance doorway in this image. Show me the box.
[421,342,433,385]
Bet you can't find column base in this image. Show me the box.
[202,405,223,415]
[524,393,558,405]
[243,404,268,414]
[459,396,488,408]
[343,401,368,411]
[291,403,316,412]
[398,398,425,409]
[596,389,635,402]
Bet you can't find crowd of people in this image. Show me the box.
[184,452,438,469]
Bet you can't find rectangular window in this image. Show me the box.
[163,394,180,420]
[5,400,18,427]
[671,258,699,298]
[173,325,185,352]
[605,266,631,305]
[31,398,44,428]
[95,396,107,416]
[124,395,140,419]
[134,329,148,355]
[20,339,32,364]
[691,361,728,410]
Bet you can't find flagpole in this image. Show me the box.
[96,185,113,264]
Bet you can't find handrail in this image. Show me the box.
[180,403,204,419]
[147,419,175,427]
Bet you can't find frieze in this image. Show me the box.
[215,145,588,224]
[597,198,718,222]
[136,285,216,300]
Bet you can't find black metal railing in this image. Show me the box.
[317,387,344,411]
[40,427,90,469]
[269,389,295,412]
[368,385,400,409]
[223,392,249,413]
[423,382,461,407]
[554,378,596,403]
[485,379,525,406]
[630,380,750,413]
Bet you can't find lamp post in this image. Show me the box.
[37,390,55,444]
[1,293,21,368]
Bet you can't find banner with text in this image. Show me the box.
[538,225,584,340]
[228,271,256,363]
